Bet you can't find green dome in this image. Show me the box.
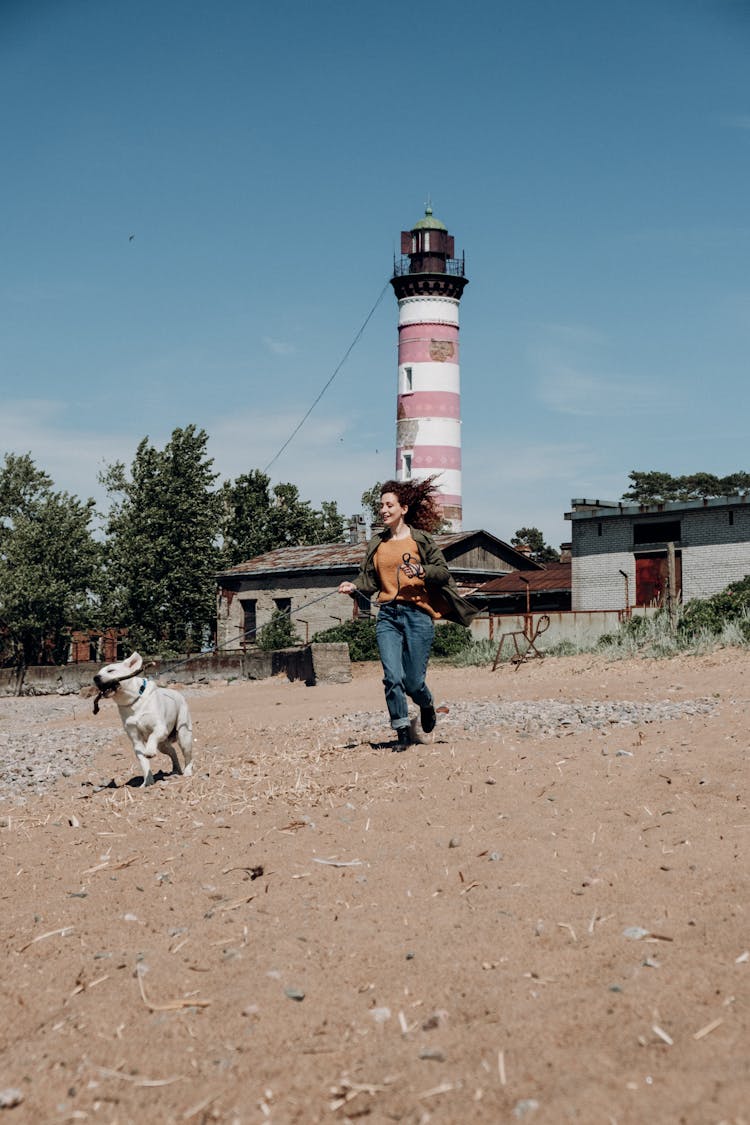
[412,205,447,232]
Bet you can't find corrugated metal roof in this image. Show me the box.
[478,561,572,595]
[216,530,524,579]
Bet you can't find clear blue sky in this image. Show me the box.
[2,0,749,548]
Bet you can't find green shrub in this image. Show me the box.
[679,575,750,638]
[311,617,379,661]
[257,609,302,651]
[432,621,472,657]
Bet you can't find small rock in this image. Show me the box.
[284,987,305,1002]
[370,1007,391,1023]
[622,926,649,940]
[0,1089,23,1109]
[513,1099,540,1118]
[419,1048,445,1061]
[448,837,461,849]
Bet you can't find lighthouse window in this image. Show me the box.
[423,231,430,251]
[403,453,412,480]
[404,366,413,391]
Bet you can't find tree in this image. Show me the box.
[621,471,677,503]
[101,425,221,654]
[220,470,277,565]
[623,470,750,504]
[256,608,301,650]
[221,472,345,566]
[511,527,560,564]
[360,482,383,530]
[0,453,103,669]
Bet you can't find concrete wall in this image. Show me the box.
[469,608,653,650]
[0,644,351,697]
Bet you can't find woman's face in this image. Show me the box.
[380,491,408,529]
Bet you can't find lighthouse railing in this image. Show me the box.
[391,254,466,279]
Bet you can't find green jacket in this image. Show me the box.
[353,527,479,627]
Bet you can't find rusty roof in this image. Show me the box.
[478,561,572,595]
[217,530,535,579]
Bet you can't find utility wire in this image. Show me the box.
[263,281,390,473]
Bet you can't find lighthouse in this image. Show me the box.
[390,206,468,531]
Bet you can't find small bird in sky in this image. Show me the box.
[128,234,135,241]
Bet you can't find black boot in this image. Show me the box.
[395,726,412,752]
[420,704,437,734]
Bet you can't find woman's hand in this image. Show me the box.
[400,560,425,579]
[338,581,357,596]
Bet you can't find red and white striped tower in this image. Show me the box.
[390,206,468,531]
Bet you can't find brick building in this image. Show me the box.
[216,531,540,650]
[566,495,750,611]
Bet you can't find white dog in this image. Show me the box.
[92,652,193,786]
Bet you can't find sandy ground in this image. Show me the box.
[0,651,748,1125]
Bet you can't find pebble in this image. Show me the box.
[419,1048,445,1061]
[334,697,716,747]
[513,1100,540,1118]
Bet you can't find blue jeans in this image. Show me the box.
[375,602,435,730]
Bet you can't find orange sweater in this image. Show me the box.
[374,536,442,619]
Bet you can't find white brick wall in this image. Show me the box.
[681,543,750,600]
[572,553,633,611]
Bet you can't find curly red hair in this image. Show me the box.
[380,475,444,533]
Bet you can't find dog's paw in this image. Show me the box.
[183,763,194,777]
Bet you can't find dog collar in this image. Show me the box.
[138,679,147,695]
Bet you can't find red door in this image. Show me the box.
[635,554,682,607]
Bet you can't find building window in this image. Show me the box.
[633,520,681,545]
[274,597,292,617]
[240,599,257,645]
[404,365,413,391]
[729,510,735,526]
[424,231,430,251]
[597,522,602,537]
[403,452,412,479]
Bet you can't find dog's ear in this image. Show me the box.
[126,652,143,672]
